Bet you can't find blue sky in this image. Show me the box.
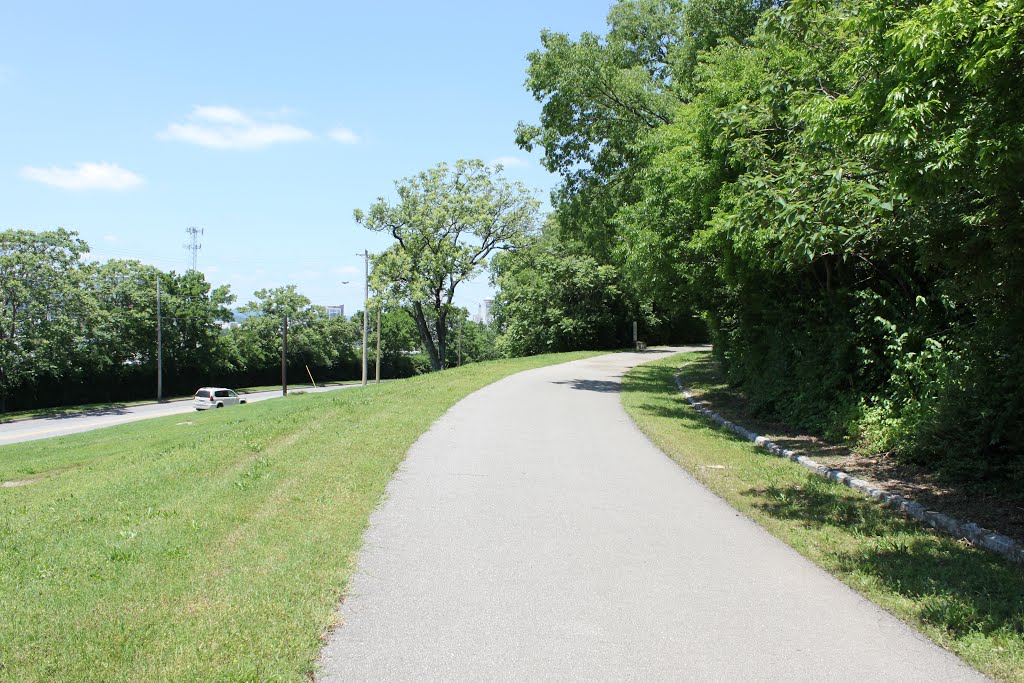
[1,1,610,316]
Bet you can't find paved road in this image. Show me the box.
[0,384,351,446]
[319,349,981,682]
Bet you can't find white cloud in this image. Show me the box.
[159,106,314,149]
[192,105,250,125]
[329,126,361,144]
[21,162,144,190]
[490,156,529,169]
[103,234,119,242]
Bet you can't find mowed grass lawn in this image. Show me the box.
[622,352,1024,682]
[0,352,601,682]
[0,381,356,424]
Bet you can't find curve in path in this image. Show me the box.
[318,349,981,681]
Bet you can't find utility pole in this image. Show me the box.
[457,317,463,367]
[184,226,204,272]
[156,275,163,400]
[375,300,381,384]
[281,315,288,396]
[360,250,368,386]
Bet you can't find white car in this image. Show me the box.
[193,387,246,410]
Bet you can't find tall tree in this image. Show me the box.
[518,0,1024,483]
[159,270,235,380]
[0,228,92,410]
[355,159,539,371]
[236,285,359,372]
[515,0,772,322]
[491,231,632,357]
[89,259,162,372]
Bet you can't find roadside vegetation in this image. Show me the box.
[0,351,601,681]
[357,159,540,372]
[0,229,498,414]
[8,0,1023,484]
[0,381,361,424]
[514,0,1024,490]
[622,352,1024,682]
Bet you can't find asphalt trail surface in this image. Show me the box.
[0,385,350,446]
[318,349,982,681]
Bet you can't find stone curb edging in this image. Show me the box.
[674,375,1024,566]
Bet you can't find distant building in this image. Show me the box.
[476,298,494,325]
[325,304,345,320]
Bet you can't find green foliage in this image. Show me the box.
[0,231,367,411]
[355,159,539,371]
[491,232,634,356]
[235,285,359,374]
[513,0,758,331]
[371,306,424,377]
[519,0,1024,486]
[158,270,235,379]
[0,229,92,408]
[88,259,162,373]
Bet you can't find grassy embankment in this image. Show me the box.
[0,351,601,682]
[0,381,361,423]
[621,351,1024,682]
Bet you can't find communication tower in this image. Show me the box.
[184,226,204,271]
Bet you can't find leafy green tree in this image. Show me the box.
[491,233,631,357]
[450,317,500,366]
[88,259,162,372]
[514,4,677,263]
[160,270,235,382]
[516,0,769,325]
[355,159,539,371]
[435,307,500,368]
[789,0,1024,470]
[236,285,359,376]
[377,306,420,356]
[521,0,1024,484]
[0,228,92,409]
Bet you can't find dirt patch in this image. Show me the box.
[684,358,1024,544]
[1,479,39,488]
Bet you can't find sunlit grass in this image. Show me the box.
[0,380,358,423]
[0,351,602,682]
[621,352,1024,682]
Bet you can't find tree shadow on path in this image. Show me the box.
[551,378,622,393]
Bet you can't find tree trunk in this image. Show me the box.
[410,302,442,371]
[435,310,447,371]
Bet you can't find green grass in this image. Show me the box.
[0,381,359,423]
[0,351,602,682]
[237,379,360,394]
[621,351,1024,682]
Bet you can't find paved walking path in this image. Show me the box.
[318,349,981,681]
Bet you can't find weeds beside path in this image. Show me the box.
[0,352,602,682]
[621,352,1024,682]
